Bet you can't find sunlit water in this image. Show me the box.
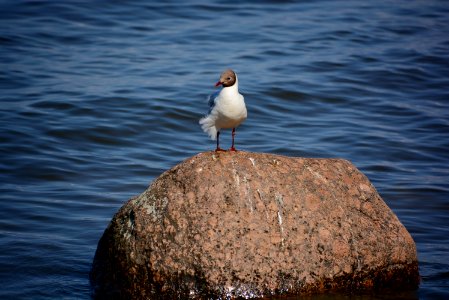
[1,1,448,299]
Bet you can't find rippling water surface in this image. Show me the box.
[1,0,448,298]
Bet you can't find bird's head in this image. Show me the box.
[215,69,236,87]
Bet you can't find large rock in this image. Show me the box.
[90,151,419,299]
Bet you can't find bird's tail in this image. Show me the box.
[199,116,218,140]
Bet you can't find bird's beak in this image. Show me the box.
[215,81,222,87]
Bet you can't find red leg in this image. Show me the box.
[229,128,237,151]
[215,131,225,152]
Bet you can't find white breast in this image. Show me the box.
[213,88,247,129]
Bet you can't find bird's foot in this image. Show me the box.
[229,147,237,152]
[215,147,226,152]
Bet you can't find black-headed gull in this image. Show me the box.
[199,69,247,151]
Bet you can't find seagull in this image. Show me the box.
[199,69,247,152]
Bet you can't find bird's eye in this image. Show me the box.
[227,77,231,80]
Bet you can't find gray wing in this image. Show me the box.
[207,90,220,114]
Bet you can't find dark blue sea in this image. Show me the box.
[1,0,448,299]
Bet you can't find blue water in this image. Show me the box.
[1,0,448,298]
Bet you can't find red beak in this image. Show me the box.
[215,81,222,87]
